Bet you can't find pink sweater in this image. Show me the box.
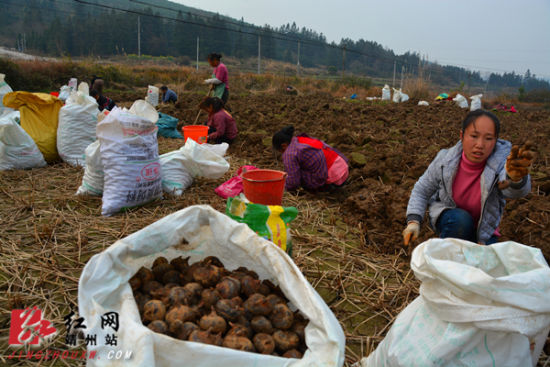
[452,152,484,226]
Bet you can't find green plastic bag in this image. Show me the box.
[226,197,298,255]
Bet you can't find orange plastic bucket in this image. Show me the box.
[242,169,287,205]
[183,125,208,144]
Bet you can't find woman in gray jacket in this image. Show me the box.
[403,110,536,245]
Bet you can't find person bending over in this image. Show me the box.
[403,109,536,246]
[160,86,177,103]
[272,126,349,192]
[199,97,237,144]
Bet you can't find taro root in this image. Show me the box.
[244,293,272,316]
[236,267,259,279]
[169,287,191,306]
[143,300,166,322]
[142,280,163,295]
[152,263,174,282]
[241,275,261,297]
[150,286,171,304]
[136,267,154,283]
[129,275,142,292]
[170,256,190,272]
[282,349,303,359]
[291,321,307,341]
[184,262,201,284]
[169,320,198,340]
[253,333,275,355]
[266,294,285,309]
[270,303,294,330]
[226,322,253,339]
[222,335,255,352]
[183,282,203,304]
[272,330,300,352]
[215,298,243,321]
[152,256,169,268]
[164,282,179,289]
[216,277,241,299]
[134,292,151,314]
[192,265,222,287]
[258,283,271,296]
[199,308,227,334]
[188,329,214,344]
[201,256,224,268]
[163,270,183,285]
[251,315,274,334]
[165,304,198,325]
[200,288,221,309]
[148,320,168,334]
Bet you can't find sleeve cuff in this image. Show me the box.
[407,214,423,224]
[507,175,528,189]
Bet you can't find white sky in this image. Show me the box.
[172,0,550,79]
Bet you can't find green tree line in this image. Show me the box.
[1,0,549,93]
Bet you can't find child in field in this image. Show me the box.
[272,126,349,192]
[199,97,237,144]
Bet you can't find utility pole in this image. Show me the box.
[342,47,346,78]
[392,60,396,87]
[400,65,404,89]
[196,36,199,71]
[137,16,141,57]
[297,41,301,77]
[257,35,261,74]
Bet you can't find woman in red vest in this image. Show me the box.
[272,126,349,191]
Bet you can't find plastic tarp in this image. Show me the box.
[0,111,47,170]
[78,205,346,367]
[359,238,550,367]
[3,91,63,162]
[156,112,183,139]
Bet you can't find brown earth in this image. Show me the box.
[155,92,550,260]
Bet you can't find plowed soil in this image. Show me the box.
[156,92,550,260]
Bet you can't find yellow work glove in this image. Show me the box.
[505,142,536,182]
[402,221,420,246]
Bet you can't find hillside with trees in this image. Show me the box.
[1,0,548,94]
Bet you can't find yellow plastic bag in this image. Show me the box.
[3,92,63,162]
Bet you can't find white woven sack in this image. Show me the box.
[359,238,550,367]
[381,84,391,101]
[0,73,14,117]
[97,107,162,216]
[76,140,104,196]
[453,93,469,108]
[146,86,159,107]
[470,94,483,111]
[159,149,193,196]
[0,111,47,170]
[57,90,99,166]
[78,205,346,367]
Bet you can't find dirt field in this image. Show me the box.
[1,91,549,365]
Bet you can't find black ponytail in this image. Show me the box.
[272,126,295,150]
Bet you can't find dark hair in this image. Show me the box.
[207,53,222,61]
[199,96,224,112]
[272,126,295,150]
[90,89,99,97]
[160,85,168,91]
[462,110,500,138]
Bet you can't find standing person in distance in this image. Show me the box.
[403,110,536,246]
[199,97,237,144]
[272,126,349,192]
[204,53,229,106]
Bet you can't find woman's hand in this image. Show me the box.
[402,221,420,246]
[506,142,536,182]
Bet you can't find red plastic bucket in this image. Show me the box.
[183,125,208,144]
[242,169,287,205]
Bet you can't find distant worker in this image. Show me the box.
[403,110,536,246]
[160,86,177,103]
[90,76,116,112]
[272,126,349,192]
[204,53,229,105]
[90,89,116,112]
[199,97,237,144]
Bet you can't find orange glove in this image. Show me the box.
[402,221,420,246]
[505,142,536,182]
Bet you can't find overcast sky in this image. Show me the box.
[173,0,550,79]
